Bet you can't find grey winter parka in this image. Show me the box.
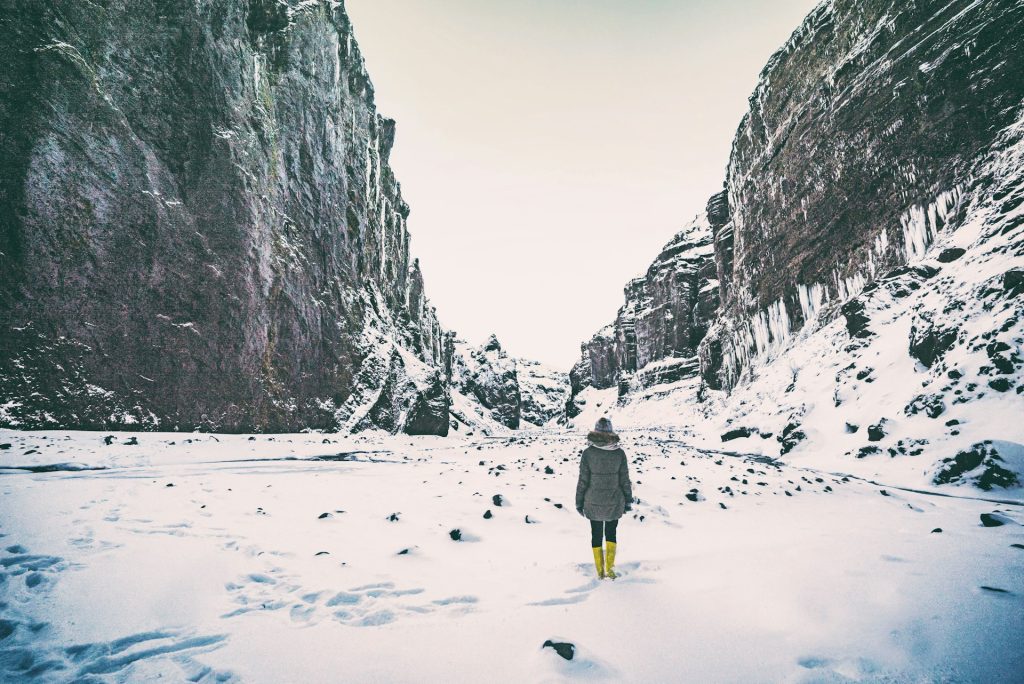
[575,445,633,521]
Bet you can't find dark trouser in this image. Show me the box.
[590,520,618,547]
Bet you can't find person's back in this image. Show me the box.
[575,417,633,579]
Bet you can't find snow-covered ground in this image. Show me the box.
[1,428,1021,682]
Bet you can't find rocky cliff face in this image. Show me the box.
[704,0,1024,389]
[568,207,719,407]
[0,0,450,433]
[572,0,1024,398]
[569,0,1024,491]
[448,334,568,429]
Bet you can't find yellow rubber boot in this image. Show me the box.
[605,542,617,579]
[591,547,605,579]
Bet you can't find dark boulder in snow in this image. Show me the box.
[721,427,756,442]
[778,423,806,455]
[909,315,959,368]
[542,640,575,661]
[934,442,1020,491]
[985,342,1018,375]
[841,300,872,339]
[988,378,1012,392]
[449,529,463,541]
[980,513,1013,528]
[867,420,888,442]
[1003,269,1024,297]
[904,394,946,419]
[936,248,966,263]
[857,446,882,458]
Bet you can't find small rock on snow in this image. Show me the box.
[980,513,1012,527]
[542,640,575,661]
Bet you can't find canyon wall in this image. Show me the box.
[0,0,450,433]
[571,0,1024,403]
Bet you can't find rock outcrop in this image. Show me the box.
[448,335,522,429]
[447,334,568,429]
[568,208,719,406]
[0,0,450,433]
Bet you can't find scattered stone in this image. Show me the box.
[387,512,400,522]
[542,640,575,661]
[544,466,554,475]
[685,489,702,502]
[909,316,959,368]
[721,427,755,442]
[125,436,139,446]
[857,446,882,458]
[0,443,11,450]
[931,528,942,533]
[778,422,806,455]
[165,483,174,488]
[103,435,116,445]
[1003,268,1024,296]
[980,513,1012,527]
[318,512,332,520]
[397,548,411,555]
[483,510,492,519]
[879,490,890,496]
[449,529,462,541]
[936,247,966,262]
[841,299,872,338]
[867,420,888,442]
[1011,544,1024,550]
[315,551,330,556]
[524,515,535,524]
[980,586,1011,594]
[988,378,1011,392]
[492,494,504,507]
[845,423,859,434]
[905,394,946,418]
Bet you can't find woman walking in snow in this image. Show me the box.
[576,417,633,579]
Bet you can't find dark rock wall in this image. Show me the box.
[0,0,448,432]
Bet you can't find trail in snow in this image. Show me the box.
[0,429,1021,683]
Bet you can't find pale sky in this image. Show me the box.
[346,0,821,370]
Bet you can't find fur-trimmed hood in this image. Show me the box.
[587,430,621,450]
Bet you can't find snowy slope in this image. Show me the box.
[0,428,1021,682]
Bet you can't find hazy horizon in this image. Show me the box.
[347,0,821,370]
